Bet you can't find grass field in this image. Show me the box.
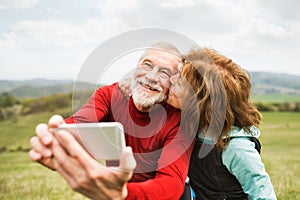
[251,94,300,103]
[0,111,299,199]
[259,112,300,199]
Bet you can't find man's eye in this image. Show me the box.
[143,62,152,68]
[160,70,171,78]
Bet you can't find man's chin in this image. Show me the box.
[132,92,166,109]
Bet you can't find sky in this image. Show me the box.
[1,0,300,84]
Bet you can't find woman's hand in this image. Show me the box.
[118,78,132,99]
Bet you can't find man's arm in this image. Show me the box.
[126,130,194,200]
[222,138,277,200]
[65,84,115,124]
[126,150,192,199]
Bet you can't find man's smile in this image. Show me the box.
[137,80,162,93]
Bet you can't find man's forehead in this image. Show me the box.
[141,50,181,68]
[143,48,180,58]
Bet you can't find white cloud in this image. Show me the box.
[16,20,84,46]
[46,8,63,16]
[97,0,138,16]
[252,18,291,39]
[1,0,300,80]
[95,0,137,31]
[12,19,108,48]
[0,0,39,10]
[0,32,16,48]
[160,0,196,9]
[9,16,134,50]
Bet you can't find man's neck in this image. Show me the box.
[134,102,165,113]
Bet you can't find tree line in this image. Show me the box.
[0,92,72,121]
[0,92,300,121]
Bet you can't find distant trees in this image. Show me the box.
[0,91,300,121]
[0,105,21,121]
[0,93,20,107]
[0,93,72,121]
[0,93,21,121]
[21,93,72,115]
[255,102,300,112]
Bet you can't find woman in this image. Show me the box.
[168,47,276,200]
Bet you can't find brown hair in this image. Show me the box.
[181,48,261,149]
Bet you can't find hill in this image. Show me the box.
[6,82,96,98]
[0,79,73,93]
[250,72,300,95]
[0,72,300,99]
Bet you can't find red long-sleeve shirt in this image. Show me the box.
[65,83,194,199]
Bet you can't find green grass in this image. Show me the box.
[0,109,88,200]
[0,111,299,199]
[0,152,86,200]
[259,112,300,199]
[0,113,51,150]
[0,108,71,150]
[251,94,300,103]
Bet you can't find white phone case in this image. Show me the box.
[52,122,125,161]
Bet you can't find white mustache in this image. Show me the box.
[135,77,163,92]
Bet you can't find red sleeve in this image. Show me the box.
[126,132,195,200]
[65,84,116,124]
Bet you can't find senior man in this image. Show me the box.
[29,42,194,199]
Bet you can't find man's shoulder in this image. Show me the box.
[96,82,118,91]
[164,104,181,123]
[95,82,123,96]
[165,104,181,115]
[93,83,127,107]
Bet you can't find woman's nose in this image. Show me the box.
[170,73,179,84]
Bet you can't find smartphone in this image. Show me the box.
[52,122,126,161]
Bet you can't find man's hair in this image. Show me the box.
[181,47,261,149]
[139,42,182,62]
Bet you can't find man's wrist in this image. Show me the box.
[122,183,128,199]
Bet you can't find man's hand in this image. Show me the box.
[29,115,136,199]
[55,129,136,199]
[29,115,65,170]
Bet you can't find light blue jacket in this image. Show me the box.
[221,126,277,200]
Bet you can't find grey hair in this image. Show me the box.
[139,41,182,61]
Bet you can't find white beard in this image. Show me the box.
[131,78,167,109]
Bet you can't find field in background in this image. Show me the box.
[0,111,299,199]
[0,108,87,200]
[259,112,300,199]
[251,94,300,103]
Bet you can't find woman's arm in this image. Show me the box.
[222,138,277,200]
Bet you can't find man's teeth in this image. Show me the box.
[141,83,158,91]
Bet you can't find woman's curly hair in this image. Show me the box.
[180,47,261,150]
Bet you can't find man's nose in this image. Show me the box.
[145,67,160,81]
